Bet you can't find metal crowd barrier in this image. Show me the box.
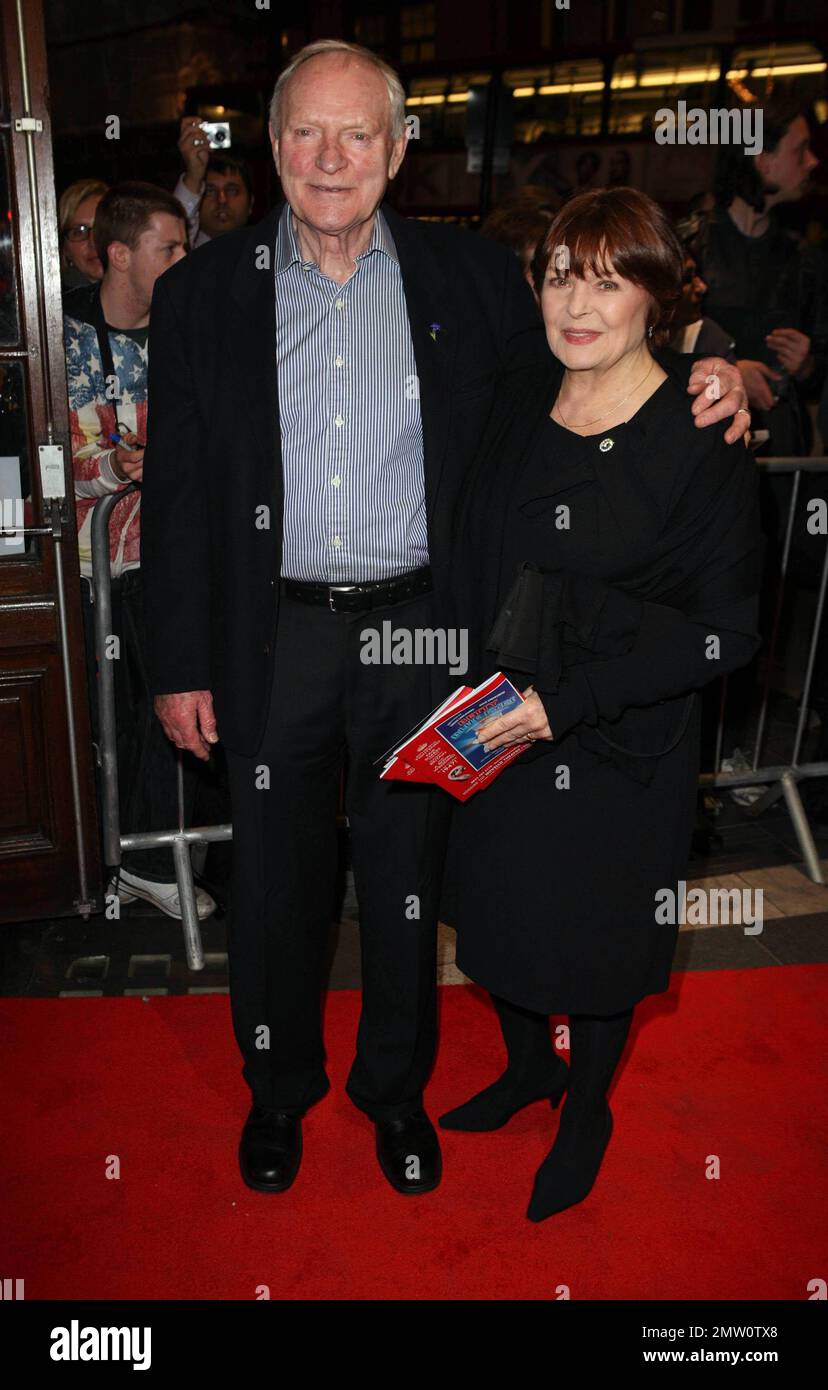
[89,487,232,969]
[700,456,828,884]
[87,452,828,967]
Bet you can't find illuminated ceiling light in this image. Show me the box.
[639,67,720,86]
[447,91,470,102]
[610,75,637,88]
[751,62,826,76]
[512,86,537,97]
[537,81,604,94]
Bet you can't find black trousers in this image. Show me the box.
[224,589,453,1121]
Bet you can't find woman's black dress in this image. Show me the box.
[447,362,764,1017]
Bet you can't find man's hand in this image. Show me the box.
[177,116,209,195]
[738,359,784,412]
[154,690,218,761]
[109,432,144,482]
[475,686,553,752]
[765,328,813,380]
[688,356,751,444]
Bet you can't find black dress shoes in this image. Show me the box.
[375,1108,442,1194]
[239,1105,302,1194]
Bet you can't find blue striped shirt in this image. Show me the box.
[274,201,428,581]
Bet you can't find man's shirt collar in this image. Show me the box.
[274,200,398,276]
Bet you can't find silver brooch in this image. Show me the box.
[599,437,614,452]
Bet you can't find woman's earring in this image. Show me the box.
[647,325,654,339]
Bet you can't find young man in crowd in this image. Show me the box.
[64,182,216,920]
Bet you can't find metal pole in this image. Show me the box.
[173,749,204,970]
[15,0,94,912]
[752,468,800,770]
[52,505,92,911]
[791,529,828,767]
[780,770,824,885]
[91,492,124,867]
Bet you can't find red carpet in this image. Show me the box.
[1,967,826,1300]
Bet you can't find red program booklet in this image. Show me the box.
[378,672,529,802]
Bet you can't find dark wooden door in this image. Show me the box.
[0,0,101,921]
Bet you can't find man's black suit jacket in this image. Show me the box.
[139,198,548,755]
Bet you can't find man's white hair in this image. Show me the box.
[269,39,407,142]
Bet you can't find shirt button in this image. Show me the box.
[332,536,342,548]
[334,414,344,427]
[331,475,341,487]
[335,299,344,310]
[334,355,344,367]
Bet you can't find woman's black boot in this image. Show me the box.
[439,993,568,1131]
[527,1006,634,1220]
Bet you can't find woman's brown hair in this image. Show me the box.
[531,186,684,347]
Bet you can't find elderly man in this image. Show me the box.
[140,39,750,1197]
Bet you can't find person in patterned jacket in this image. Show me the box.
[64,182,216,920]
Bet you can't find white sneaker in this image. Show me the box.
[107,867,216,920]
[720,747,768,807]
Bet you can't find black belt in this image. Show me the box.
[281,566,432,613]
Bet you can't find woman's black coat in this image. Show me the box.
[443,358,766,1015]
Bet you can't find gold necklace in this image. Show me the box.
[553,357,656,430]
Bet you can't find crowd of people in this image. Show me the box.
[59,88,828,923]
[53,39,827,1215]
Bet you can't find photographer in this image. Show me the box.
[174,116,253,247]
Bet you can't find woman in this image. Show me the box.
[58,179,108,292]
[440,188,764,1222]
[669,245,735,362]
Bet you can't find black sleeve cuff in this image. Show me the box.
[536,674,589,739]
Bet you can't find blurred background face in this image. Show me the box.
[117,212,187,303]
[760,114,819,204]
[541,258,653,371]
[198,168,251,238]
[271,53,406,238]
[63,191,104,280]
[682,255,707,310]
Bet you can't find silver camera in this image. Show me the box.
[200,121,231,150]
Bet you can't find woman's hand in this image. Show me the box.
[476,685,553,752]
